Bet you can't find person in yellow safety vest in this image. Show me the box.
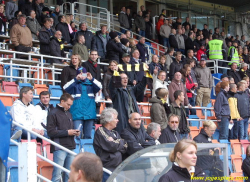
[228,41,240,66]
[207,34,226,73]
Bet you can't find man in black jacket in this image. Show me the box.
[122,53,137,86]
[159,114,181,144]
[120,112,155,156]
[169,51,183,80]
[169,28,178,50]
[47,93,79,182]
[185,32,195,55]
[106,31,123,63]
[202,24,209,40]
[136,36,149,63]
[227,62,241,84]
[73,22,94,50]
[55,15,71,43]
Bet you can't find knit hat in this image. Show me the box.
[120,38,129,45]
[109,31,118,39]
[77,67,87,75]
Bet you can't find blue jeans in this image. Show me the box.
[74,119,94,139]
[138,30,145,37]
[51,150,75,182]
[219,117,229,140]
[242,118,249,139]
[163,38,170,47]
[188,97,196,115]
[229,119,237,139]
[12,125,37,142]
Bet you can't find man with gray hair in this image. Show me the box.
[239,62,250,79]
[94,108,127,181]
[147,122,161,145]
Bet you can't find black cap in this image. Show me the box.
[109,31,118,39]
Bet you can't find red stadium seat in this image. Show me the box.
[37,161,53,182]
[231,155,243,173]
[2,81,18,94]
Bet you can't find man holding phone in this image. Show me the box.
[47,93,79,182]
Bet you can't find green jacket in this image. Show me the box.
[72,43,89,61]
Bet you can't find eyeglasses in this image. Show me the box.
[170,121,179,124]
[121,77,128,80]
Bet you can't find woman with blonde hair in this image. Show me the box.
[159,139,206,182]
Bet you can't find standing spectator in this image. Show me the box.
[65,14,73,35]
[235,82,250,140]
[26,10,41,40]
[118,7,129,33]
[176,28,185,54]
[0,5,7,35]
[55,15,71,43]
[156,14,164,44]
[103,61,118,104]
[182,17,191,28]
[183,49,198,65]
[49,30,66,64]
[126,8,132,30]
[242,48,250,64]
[214,81,230,140]
[172,17,182,30]
[63,71,102,140]
[121,53,137,86]
[160,19,171,47]
[159,114,181,144]
[51,5,61,27]
[61,55,85,90]
[150,88,170,130]
[91,25,110,61]
[165,47,174,70]
[39,18,55,55]
[40,7,50,26]
[6,0,18,21]
[227,62,241,84]
[94,108,127,180]
[169,52,183,81]
[145,16,152,40]
[169,28,178,51]
[130,49,144,84]
[106,31,123,63]
[242,145,250,182]
[47,93,78,182]
[136,36,149,63]
[182,27,188,42]
[129,38,136,54]
[82,50,101,82]
[240,35,246,48]
[170,90,190,139]
[32,0,42,25]
[185,32,195,55]
[10,14,33,54]
[109,72,147,133]
[169,72,189,106]
[21,0,33,16]
[195,59,213,107]
[134,11,145,37]
[187,59,198,84]
[196,44,207,61]
[228,41,240,66]
[120,112,155,156]
[202,24,209,40]
[72,35,89,61]
[120,38,130,55]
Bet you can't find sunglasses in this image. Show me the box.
[170,121,179,124]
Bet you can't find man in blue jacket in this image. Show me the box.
[63,71,102,139]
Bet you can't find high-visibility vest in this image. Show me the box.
[208,39,223,60]
[228,46,240,65]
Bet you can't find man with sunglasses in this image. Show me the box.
[159,114,181,143]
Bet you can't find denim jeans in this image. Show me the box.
[138,30,145,37]
[163,38,170,48]
[242,118,249,139]
[12,125,37,142]
[188,97,196,115]
[74,119,94,139]
[229,119,237,140]
[51,150,75,182]
[219,116,229,140]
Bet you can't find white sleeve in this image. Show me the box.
[34,106,46,130]
[10,105,33,130]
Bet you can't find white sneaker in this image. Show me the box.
[11,130,22,140]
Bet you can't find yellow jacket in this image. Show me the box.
[228,97,240,119]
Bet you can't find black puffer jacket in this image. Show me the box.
[38,26,55,55]
[242,156,250,182]
[56,22,71,43]
[159,163,207,182]
[47,104,76,153]
[49,37,65,64]
[106,39,123,63]
[235,91,250,118]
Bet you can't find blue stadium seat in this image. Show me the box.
[73,138,81,154]
[212,129,220,141]
[202,103,213,116]
[18,83,33,91]
[7,162,18,182]
[189,115,200,128]
[81,139,95,154]
[49,99,60,107]
[145,42,155,54]
[49,85,63,97]
[219,139,232,157]
[242,154,246,160]
[211,73,222,99]
[8,143,18,162]
[4,65,19,81]
[32,98,40,105]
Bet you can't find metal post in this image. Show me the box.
[107,11,111,32]
[71,2,74,15]
[97,12,100,28]
[152,16,156,40]
[41,55,44,84]
[27,132,31,142]
[10,59,13,82]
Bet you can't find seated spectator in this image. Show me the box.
[120,112,155,156]
[239,63,250,79]
[242,145,250,182]
[61,55,85,90]
[159,55,168,81]
[159,114,181,143]
[9,10,22,31]
[82,50,101,82]
[150,88,170,130]
[94,108,127,177]
[169,28,178,50]
[165,47,174,71]
[55,15,71,43]
[152,68,168,98]
[176,28,185,54]
[35,91,54,138]
[196,44,207,62]
[130,49,144,83]
[187,59,197,84]
[215,74,229,96]
[65,14,73,35]
[118,7,129,33]
[103,61,118,105]
[125,30,131,39]
[160,19,171,47]
[169,52,183,81]
[38,18,55,55]
[121,53,137,86]
[91,25,110,61]
[47,93,78,182]
[73,22,93,50]
[40,7,50,28]
[6,0,18,22]
[214,81,230,140]
[195,59,213,107]
[136,36,149,62]
[170,90,190,139]
[32,0,43,25]
[0,5,7,35]
[49,30,66,64]
[10,14,33,56]
[147,122,161,145]
[10,87,45,141]
[63,72,102,139]
[145,16,152,40]
[72,35,89,61]
[106,31,123,63]
[120,38,130,55]
[26,10,41,40]
[134,11,145,37]
[193,120,219,176]
[109,72,147,133]
[227,62,241,84]
[51,5,61,27]
[129,38,137,55]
